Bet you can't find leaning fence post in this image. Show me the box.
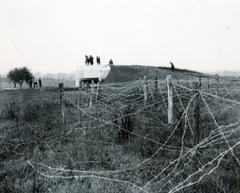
[89,80,94,107]
[192,82,200,144]
[166,75,173,124]
[59,83,65,124]
[143,75,147,106]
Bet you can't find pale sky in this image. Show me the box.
[0,0,240,74]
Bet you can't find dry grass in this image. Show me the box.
[1,79,240,193]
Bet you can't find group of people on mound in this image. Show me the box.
[85,55,98,65]
[29,78,42,88]
[85,55,113,65]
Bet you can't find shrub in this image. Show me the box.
[2,102,20,121]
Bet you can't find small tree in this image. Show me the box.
[7,67,34,88]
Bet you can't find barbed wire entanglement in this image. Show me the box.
[27,76,240,193]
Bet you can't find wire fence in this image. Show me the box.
[1,75,240,192]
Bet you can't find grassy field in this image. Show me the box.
[1,70,240,192]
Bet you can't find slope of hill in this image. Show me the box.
[105,65,203,82]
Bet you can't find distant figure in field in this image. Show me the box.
[29,79,33,88]
[170,61,175,71]
[38,78,42,88]
[109,59,113,65]
[34,81,38,88]
[85,55,89,65]
[89,55,94,65]
[96,56,101,64]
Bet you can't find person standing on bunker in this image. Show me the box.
[96,56,101,64]
[89,55,94,65]
[85,55,89,65]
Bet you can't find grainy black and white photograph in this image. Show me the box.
[1,0,240,192]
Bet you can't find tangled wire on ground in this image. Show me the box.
[27,79,240,193]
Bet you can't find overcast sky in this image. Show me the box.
[0,0,240,74]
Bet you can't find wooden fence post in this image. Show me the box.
[89,80,94,107]
[79,80,82,89]
[59,83,65,124]
[96,81,100,102]
[148,81,155,103]
[143,75,147,106]
[154,76,158,94]
[166,75,173,124]
[78,83,82,122]
[207,77,210,88]
[215,75,220,95]
[32,172,37,193]
[192,82,200,144]
[199,76,202,88]
[19,91,24,117]
[78,81,82,107]
[158,79,168,110]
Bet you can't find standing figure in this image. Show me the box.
[89,55,94,65]
[109,59,113,65]
[34,81,38,88]
[38,78,42,88]
[85,55,89,65]
[96,56,101,64]
[170,61,175,71]
[29,79,33,88]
